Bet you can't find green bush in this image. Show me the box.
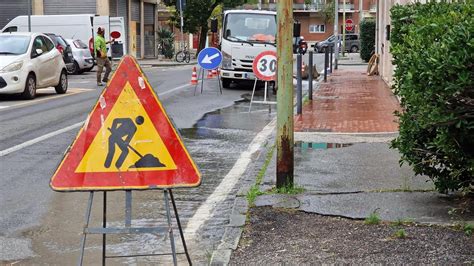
[156,27,175,59]
[359,18,375,62]
[390,2,474,193]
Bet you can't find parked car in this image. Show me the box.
[314,34,360,53]
[65,39,94,74]
[44,33,74,73]
[0,32,68,99]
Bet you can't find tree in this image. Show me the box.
[164,0,246,52]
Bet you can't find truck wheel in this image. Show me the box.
[221,78,231,88]
[351,45,359,53]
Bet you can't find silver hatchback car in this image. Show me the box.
[65,39,94,74]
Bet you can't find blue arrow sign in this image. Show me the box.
[197,47,222,70]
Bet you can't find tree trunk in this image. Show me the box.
[198,24,209,54]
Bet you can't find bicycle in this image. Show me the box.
[175,45,191,63]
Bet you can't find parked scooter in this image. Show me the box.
[297,37,308,55]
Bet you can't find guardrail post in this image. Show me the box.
[308,51,313,100]
[324,47,328,82]
[297,53,302,115]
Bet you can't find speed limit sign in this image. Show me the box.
[252,51,277,81]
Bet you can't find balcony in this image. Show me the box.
[293,3,325,11]
[338,2,355,11]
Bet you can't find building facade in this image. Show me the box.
[376,0,429,86]
[0,0,158,58]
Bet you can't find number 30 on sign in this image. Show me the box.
[252,51,277,81]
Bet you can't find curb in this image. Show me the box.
[209,131,276,265]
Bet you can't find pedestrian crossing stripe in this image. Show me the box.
[50,55,201,191]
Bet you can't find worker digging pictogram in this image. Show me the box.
[104,116,166,169]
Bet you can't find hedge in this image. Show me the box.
[359,18,375,62]
[390,2,474,193]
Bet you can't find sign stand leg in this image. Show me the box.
[169,189,192,265]
[164,190,178,266]
[248,78,258,113]
[78,192,94,266]
[217,72,222,95]
[194,68,202,96]
[102,191,107,266]
[200,68,205,94]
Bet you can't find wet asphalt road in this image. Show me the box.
[0,52,327,263]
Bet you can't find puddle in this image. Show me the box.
[295,142,353,150]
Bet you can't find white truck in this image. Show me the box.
[219,10,277,88]
[1,15,127,58]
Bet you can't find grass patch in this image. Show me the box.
[391,218,415,227]
[364,211,381,225]
[247,185,264,206]
[463,223,473,237]
[393,229,407,239]
[246,144,275,206]
[269,183,305,195]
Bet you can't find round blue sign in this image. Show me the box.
[197,47,222,70]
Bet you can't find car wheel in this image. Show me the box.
[351,45,359,53]
[69,61,81,75]
[55,70,68,94]
[21,74,36,100]
[221,78,231,89]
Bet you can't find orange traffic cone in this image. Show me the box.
[191,67,198,85]
[207,70,213,79]
[212,68,218,77]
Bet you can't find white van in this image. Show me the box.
[1,15,127,59]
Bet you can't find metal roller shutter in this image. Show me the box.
[144,3,155,58]
[44,0,96,15]
[117,0,129,53]
[144,3,154,25]
[131,0,140,22]
[109,0,118,17]
[0,0,29,29]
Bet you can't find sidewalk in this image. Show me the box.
[222,63,474,264]
[136,57,197,67]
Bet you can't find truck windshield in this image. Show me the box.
[0,35,30,55]
[224,13,276,44]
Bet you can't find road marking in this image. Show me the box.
[0,83,194,156]
[184,118,277,237]
[0,88,93,111]
[158,83,192,97]
[0,122,83,157]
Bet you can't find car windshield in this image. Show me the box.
[224,13,276,43]
[0,35,30,55]
[73,40,88,49]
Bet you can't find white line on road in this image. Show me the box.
[0,122,83,157]
[0,83,193,157]
[184,118,276,237]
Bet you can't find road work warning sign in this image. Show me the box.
[50,55,201,191]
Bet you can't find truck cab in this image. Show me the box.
[220,10,277,88]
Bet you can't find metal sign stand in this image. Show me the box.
[249,78,277,113]
[78,189,192,266]
[194,68,222,96]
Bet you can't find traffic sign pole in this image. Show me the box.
[276,0,294,189]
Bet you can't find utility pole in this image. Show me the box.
[276,0,294,189]
[334,0,339,69]
[179,0,184,50]
[28,0,31,32]
[342,0,346,56]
